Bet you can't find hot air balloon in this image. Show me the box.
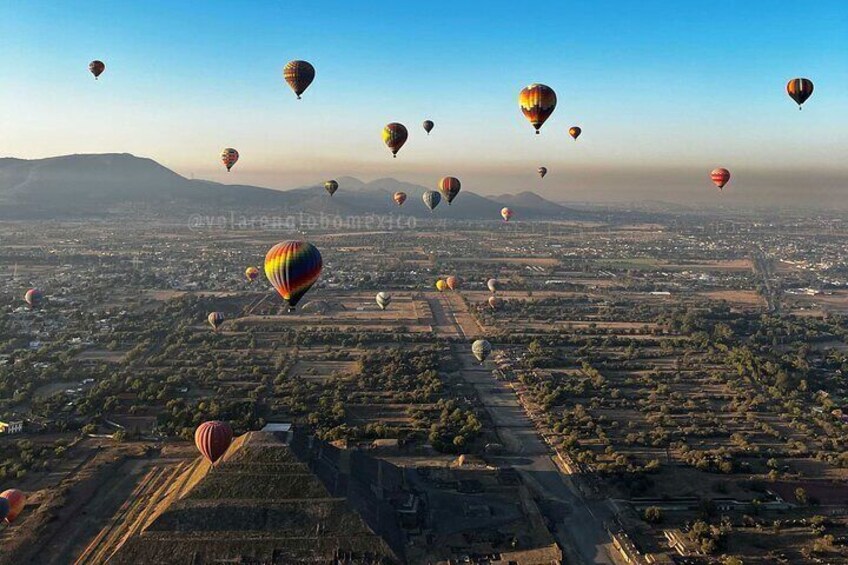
[245,266,260,282]
[376,291,392,310]
[221,148,239,172]
[24,288,42,309]
[519,83,557,134]
[265,241,323,311]
[382,123,408,158]
[537,166,547,179]
[438,177,461,205]
[194,421,233,465]
[435,279,447,292]
[423,120,434,134]
[446,275,458,291]
[324,180,339,196]
[423,190,441,211]
[786,78,813,109]
[283,60,315,99]
[393,191,407,206]
[208,312,225,331]
[89,60,105,79]
[501,207,514,222]
[487,279,499,294]
[1,489,26,524]
[472,339,492,363]
[488,296,501,310]
[569,126,582,140]
[710,168,731,190]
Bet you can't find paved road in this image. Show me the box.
[456,348,619,565]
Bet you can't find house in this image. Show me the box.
[0,421,24,434]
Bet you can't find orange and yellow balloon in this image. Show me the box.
[519,84,557,134]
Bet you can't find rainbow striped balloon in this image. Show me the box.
[264,241,323,311]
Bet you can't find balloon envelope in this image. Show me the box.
[245,266,260,281]
[194,421,233,465]
[519,84,557,134]
[569,126,582,140]
[1,489,26,524]
[488,296,501,310]
[446,275,458,291]
[89,60,105,79]
[283,60,315,99]
[382,123,408,157]
[324,180,339,196]
[786,78,813,108]
[423,120,434,134]
[438,177,461,205]
[221,148,239,172]
[393,192,407,206]
[487,279,499,293]
[472,339,492,363]
[435,279,447,292]
[265,241,323,310]
[376,291,392,310]
[208,312,224,331]
[710,168,731,190]
[537,166,547,178]
[501,207,513,222]
[24,288,42,308]
[423,190,441,211]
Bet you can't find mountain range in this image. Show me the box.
[0,153,583,220]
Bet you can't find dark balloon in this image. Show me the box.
[283,60,315,99]
[537,166,547,179]
[0,497,8,523]
[438,176,461,205]
[208,312,224,331]
[393,191,407,206]
[423,120,434,134]
[569,126,582,140]
[89,60,105,79]
[324,180,339,196]
[786,78,813,109]
[382,123,408,158]
[194,421,233,465]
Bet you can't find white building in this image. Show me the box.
[0,421,23,434]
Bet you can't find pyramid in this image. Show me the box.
[109,431,403,564]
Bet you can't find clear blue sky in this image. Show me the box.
[1,1,846,205]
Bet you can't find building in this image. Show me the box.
[0,420,24,434]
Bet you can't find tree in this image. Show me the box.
[643,506,663,524]
[794,486,808,505]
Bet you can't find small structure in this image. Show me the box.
[0,420,24,434]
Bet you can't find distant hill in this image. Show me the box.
[0,153,584,220]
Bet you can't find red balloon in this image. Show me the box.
[194,421,233,465]
[1,489,26,524]
[710,167,731,190]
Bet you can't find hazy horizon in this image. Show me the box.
[1,1,846,208]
